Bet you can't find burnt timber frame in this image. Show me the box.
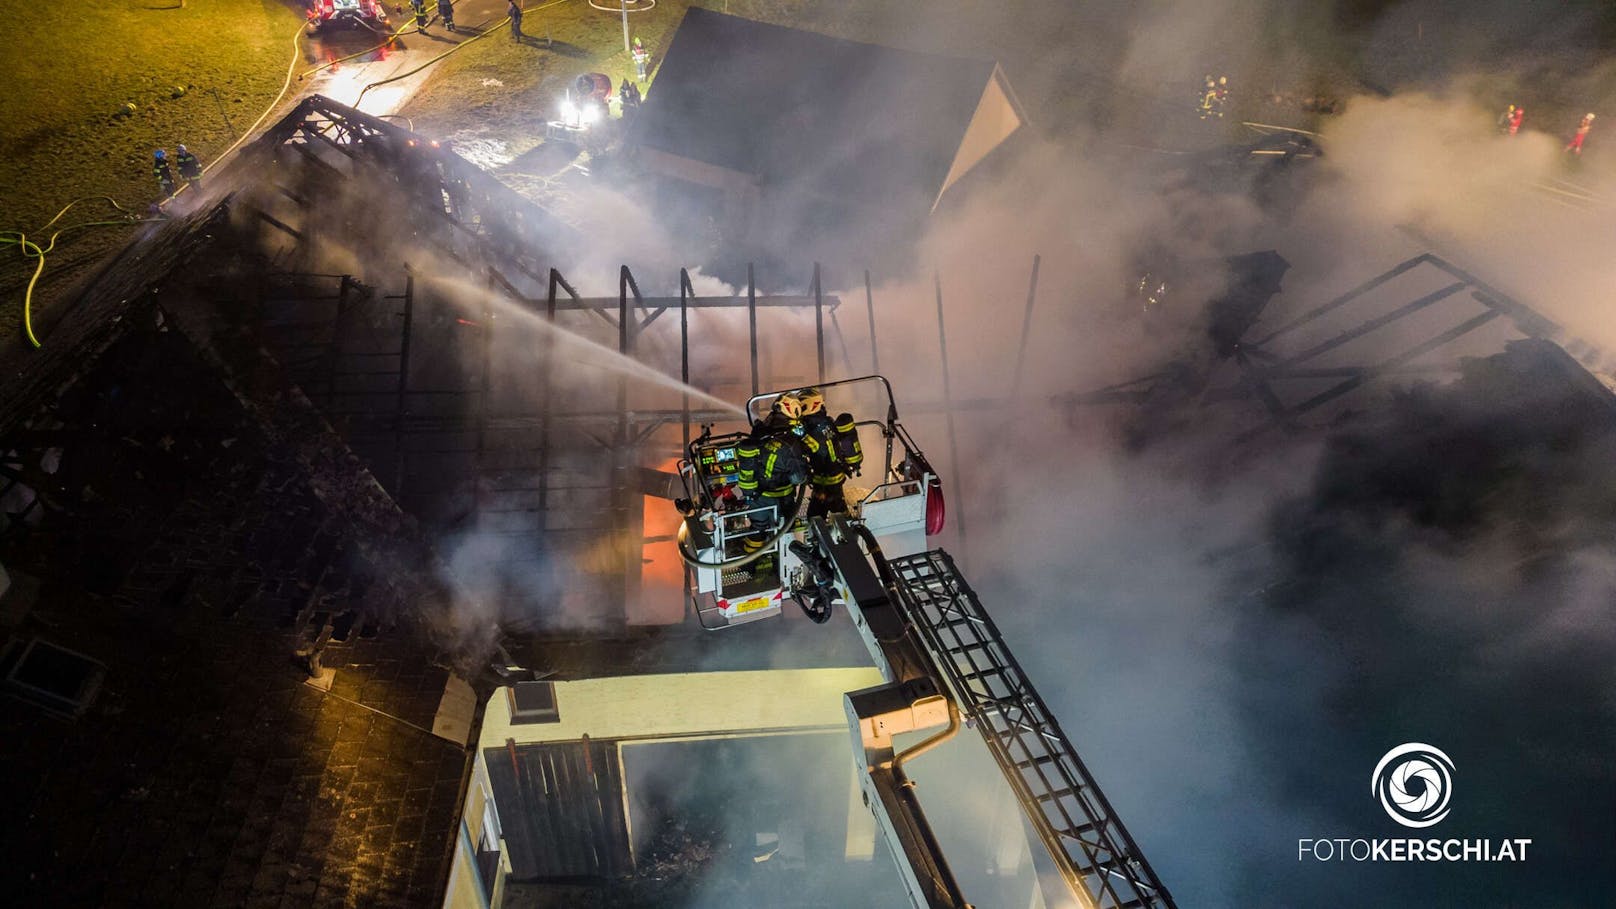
[158,95,1031,628]
[1067,252,1610,438]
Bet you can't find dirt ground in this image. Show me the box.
[1,0,305,340]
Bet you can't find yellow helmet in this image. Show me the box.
[796,386,825,416]
[773,393,803,420]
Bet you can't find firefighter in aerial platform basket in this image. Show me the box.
[735,395,810,552]
[794,387,863,517]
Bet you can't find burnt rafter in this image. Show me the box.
[225,94,582,282]
[1223,254,1598,426]
[1067,251,1616,438]
[248,259,842,628]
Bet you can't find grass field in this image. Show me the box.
[0,0,305,340]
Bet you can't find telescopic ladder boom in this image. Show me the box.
[805,516,1176,909]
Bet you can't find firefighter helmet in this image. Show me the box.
[773,394,803,420]
[796,387,825,416]
[154,149,166,159]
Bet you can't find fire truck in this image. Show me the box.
[305,0,390,34]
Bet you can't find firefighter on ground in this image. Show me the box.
[174,144,202,191]
[632,36,650,81]
[410,0,427,33]
[153,149,176,198]
[619,78,641,120]
[735,395,810,552]
[1566,112,1595,155]
[507,0,523,42]
[438,0,455,32]
[794,387,863,517]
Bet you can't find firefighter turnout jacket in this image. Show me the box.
[737,423,809,502]
[736,421,808,552]
[154,157,175,192]
[175,149,201,181]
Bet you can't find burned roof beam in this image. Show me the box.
[1233,350,1297,433]
[1267,281,1468,371]
[1248,253,1436,348]
[254,209,304,241]
[1290,308,1503,416]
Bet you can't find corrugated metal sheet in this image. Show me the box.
[487,740,632,880]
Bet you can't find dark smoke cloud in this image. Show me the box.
[1229,343,1616,906]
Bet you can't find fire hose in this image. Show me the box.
[353,0,577,109]
[2,197,159,349]
[674,486,807,571]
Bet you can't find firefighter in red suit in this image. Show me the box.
[1566,113,1594,154]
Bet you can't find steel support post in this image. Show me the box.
[747,263,759,397]
[617,266,642,626]
[476,269,496,515]
[813,262,825,383]
[679,267,692,449]
[934,273,965,554]
[538,271,563,528]
[865,269,880,373]
[393,270,416,496]
[326,274,352,406]
[1010,254,1040,400]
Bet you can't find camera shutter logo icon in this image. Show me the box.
[1372,743,1454,828]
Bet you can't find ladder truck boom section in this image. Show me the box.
[675,376,1175,909]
